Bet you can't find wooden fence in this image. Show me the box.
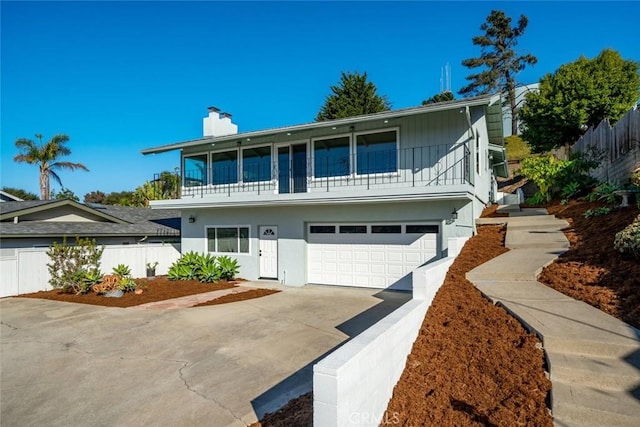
[0,243,180,298]
[571,107,640,185]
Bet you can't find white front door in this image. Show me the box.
[259,226,278,279]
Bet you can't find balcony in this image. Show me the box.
[153,143,472,204]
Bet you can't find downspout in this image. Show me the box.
[465,105,478,235]
[464,105,474,140]
[464,105,476,187]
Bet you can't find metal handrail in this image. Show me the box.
[156,142,472,198]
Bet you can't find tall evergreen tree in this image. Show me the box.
[13,134,89,200]
[459,10,537,135]
[422,91,454,105]
[316,71,390,121]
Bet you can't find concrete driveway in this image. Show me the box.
[0,283,410,427]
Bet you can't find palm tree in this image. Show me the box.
[13,134,89,200]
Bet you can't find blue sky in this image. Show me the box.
[1,1,638,199]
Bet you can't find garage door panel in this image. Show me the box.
[387,251,403,262]
[308,224,439,290]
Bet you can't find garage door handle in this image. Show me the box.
[259,250,262,256]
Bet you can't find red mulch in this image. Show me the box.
[539,200,640,328]
[193,288,280,307]
[17,276,237,308]
[249,392,313,427]
[480,204,509,218]
[383,225,552,426]
[254,225,552,426]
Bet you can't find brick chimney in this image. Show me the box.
[203,106,238,137]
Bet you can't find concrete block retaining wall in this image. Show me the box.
[313,237,468,426]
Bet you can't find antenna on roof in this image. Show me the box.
[440,63,451,94]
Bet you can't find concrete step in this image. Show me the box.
[552,381,640,427]
[496,203,521,213]
[505,228,569,250]
[543,335,640,359]
[546,350,640,390]
[511,207,549,216]
[466,250,563,282]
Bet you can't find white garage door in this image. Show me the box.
[307,223,440,290]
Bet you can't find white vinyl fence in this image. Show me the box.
[0,243,181,298]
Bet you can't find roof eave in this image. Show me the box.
[141,95,500,155]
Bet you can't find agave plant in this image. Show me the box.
[112,263,132,278]
[168,263,198,281]
[217,255,239,281]
[198,261,220,283]
[118,276,138,292]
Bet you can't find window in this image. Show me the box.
[356,130,397,174]
[243,146,271,182]
[183,154,208,187]
[207,226,249,253]
[339,225,367,234]
[406,225,439,234]
[212,150,238,185]
[310,225,336,234]
[371,225,401,233]
[314,136,350,178]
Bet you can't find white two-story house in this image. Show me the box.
[143,95,506,290]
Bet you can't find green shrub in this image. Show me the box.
[504,135,531,161]
[198,262,221,283]
[614,215,640,258]
[560,181,581,199]
[526,193,547,206]
[583,207,612,218]
[519,155,570,203]
[82,269,104,287]
[112,263,132,278]
[168,252,239,282]
[118,276,138,292]
[519,151,601,204]
[217,256,239,281]
[47,237,105,294]
[585,182,620,204]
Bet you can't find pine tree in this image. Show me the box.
[316,71,390,121]
[459,10,537,135]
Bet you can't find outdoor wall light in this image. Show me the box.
[188,215,196,223]
[446,208,458,225]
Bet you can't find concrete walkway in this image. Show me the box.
[470,207,640,427]
[128,283,272,310]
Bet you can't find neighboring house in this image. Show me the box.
[502,83,540,137]
[0,199,180,249]
[0,190,24,202]
[142,96,505,290]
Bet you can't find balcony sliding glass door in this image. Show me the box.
[278,144,307,194]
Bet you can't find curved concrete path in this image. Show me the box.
[469,207,640,427]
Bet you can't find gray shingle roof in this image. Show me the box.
[0,200,180,238]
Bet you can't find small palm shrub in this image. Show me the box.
[614,215,640,258]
